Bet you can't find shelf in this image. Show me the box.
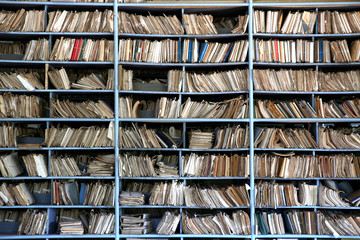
[120,148,250,151]
[0,176,115,180]
[253,33,360,38]
[0,118,114,122]
[121,176,250,180]
[0,147,114,150]
[119,118,250,122]
[254,118,360,123]
[253,91,360,95]
[119,62,249,67]
[0,234,115,239]
[119,90,249,95]
[0,205,115,209]
[118,33,248,39]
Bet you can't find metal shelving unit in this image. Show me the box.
[0,0,359,239]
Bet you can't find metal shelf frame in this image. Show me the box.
[0,0,360,240]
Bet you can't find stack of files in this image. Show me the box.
[0,71,44,90]
[256,210,316,234]
[22,153,48,177]
[0,182,35,206]
[50,38,114,61]
[318,154,360,178]
[149,181,184,206]
[46,10,114,32]
[316,97,360,118]
[188,131,213,149]
[87,154,115,177]
[182,210,251,235]
[59,221,84,235]
[118,39,179,63]
[0,9,45,32]
[88,210,115,234]
[23,39,49,61]
[227,14,249,34]
[156,211,180,235]
[156,160,178,177]
[351,40,360,62]
[255,182,317,208]
[184,184,250,208]
[51,99,114,119]
[319,127,360,149]
[317,211,360,235]
[119,97,179,118]
[319,184,350,207]
[167,69,184,92]
[0,152,23,177]
[185,69,248,92]
[83,181,114,206]
[253,10,317,34]
[318,10,360,34]
[0,41,24,55]
[118,11,183,34]
[213,125,249,149]
[48,67,71,89]
[17,210,48,235]
[329,40,352,63]
[183,14,217,34]
[44,124,115,147]
[180,96,248,119]
[255,99,317,118]
[182,153,250,177]
[32,182,50,195]
[182,39,249,63]
[318,70,360,91]
[119,191,145,206]
[72,69,114,90]
[315,39,331,63]
[254,127,318,149]
[119,124,179,148]
[253,69,318,92]
[0,210,21,222]
[0,93,41,118]
[50,155,82,177]
[53,181,79,205]
[120,214,152,234]
[253,39,314,63]
[254,153,318,178]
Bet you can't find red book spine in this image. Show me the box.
[70,39,79,61]
[275,40,280,62]
[75,39,83,60]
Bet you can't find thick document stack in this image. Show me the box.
[253,69,318,91]
[0,71,44,90]
[83,181,114,206]
[256,182,317,208]
[50,155,82,176]
[182,153,250,177]
[254,153,317,178]
[226,14,249,34]
[253,10,317,34]
[316,97,360,118]
[53,181,80,205]
[44,123,115,147]
[182,210,251,235]
[119,191,145,206]
[0,93,42,118]
[118,11,183,34]
[0,123,17,147]
[59,221,84,235]
[88,210,115,234]
[329,40,352,63]
[182,39,249,63]
[17,210,48,235]
[23,38,49,61]
[185,69,248,92]
[184,184,250,207]
[0,153,23,177]
[50,38,114,61]
[254,127,318,149]
[253,39,314,63]
[180,96,248,119]
[119,97,180,118]
[22,153,48,177]
[0,182,35,206]
[255,99,317,118]
[317,212,360,235]
[256,210,316,234]
[183,14,217,34]
[351,40,360,62]
[46,10,114,32]
[318,154,360,178]
[118,153,178,177]
[156,211,180,235]
[120,214,152,234]
[318,70,360,91]
[149,181,184,206]
[319,127,360,149]
[87,154,115,177]
[319,184,350,207]
[318,10,360,34]
[188,131,213,149]
[119,124,179,148]
[51,99,114,119]
[0,9,45,32]
[118,39,179,63]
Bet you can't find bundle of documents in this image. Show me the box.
[156,211,180,235]
[59,221,84,235]
[318,154,360,178]
[120,214,152,234]
[317,211,360,235]
[88,210,115,234]
[22,153,48,177]
[120,191,145,206]
[17,210,48,235]
[188,131,213,149]
[50,155,82,176]
[319,127,360,149]
[0,153,23,177]
[0,71,44,90]
[183,14,217,34]
[255,99,317,118]
[83,181,114,206]
[0,182,35,206]
[318,10,360,34]
[23,38,49,61]
[87,154,115,177]
[0,123,17,147]
[182,153,249,177]
[149,181,184,206]
[0,9,45,32]
[0,93,41,118]
[316,97,360,118]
